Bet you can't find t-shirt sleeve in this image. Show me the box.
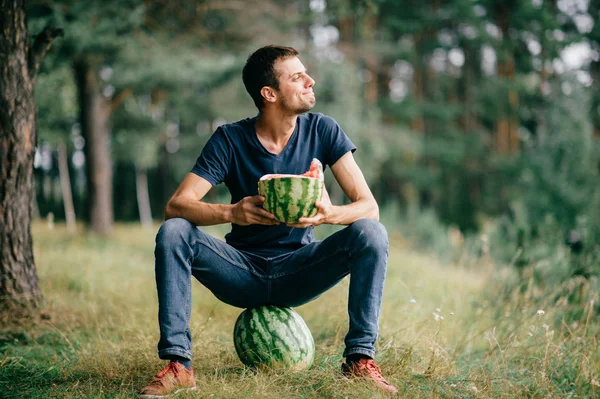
[318,115,356,167]
[190,127,230,186]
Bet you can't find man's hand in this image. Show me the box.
[286,187,335,228]
[232,196,280,226]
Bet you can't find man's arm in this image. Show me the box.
[290,151,378,227]
[327,151,379,224]
[165,173,278,226]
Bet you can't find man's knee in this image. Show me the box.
[348,218,388,251]
[156,218,196,249]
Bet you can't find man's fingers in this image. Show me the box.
[256,216,280,225]
[246,195,266,205]
[287,223,310,228]
[299,213,323,223]
[249,209,279,224]
[288,215,321,227]
[253,207,276,220]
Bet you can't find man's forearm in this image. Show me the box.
[328,199,379,225]
[165,197,233,226]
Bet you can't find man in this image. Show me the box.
[140,45,397,397]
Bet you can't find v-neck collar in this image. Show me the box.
[251,116,299,158]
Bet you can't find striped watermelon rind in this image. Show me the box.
[257,159,324,224]
[233,305,315,370]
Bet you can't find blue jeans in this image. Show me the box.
[154,217,389,361]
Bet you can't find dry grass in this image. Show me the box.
[0,222,598,398]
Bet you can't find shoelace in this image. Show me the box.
[354,360,391,385]
[150,362,180,387]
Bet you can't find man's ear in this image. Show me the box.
[261,87,277,104]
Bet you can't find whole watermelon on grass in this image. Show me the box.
[258,158,324,224]
[233,306,315,370]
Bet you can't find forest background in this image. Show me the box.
[26,0,600,294]
[29,0,600,261]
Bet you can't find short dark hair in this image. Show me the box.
[242,45,299,110]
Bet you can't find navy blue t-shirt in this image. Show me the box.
[191,112,356,257]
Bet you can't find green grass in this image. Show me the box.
[0,222,599,398]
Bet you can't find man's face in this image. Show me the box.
[272,56,316,114]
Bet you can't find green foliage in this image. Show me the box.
[34,66,77,145]
[519,79,600,233]
[309,56,388,183]
[399,206,456,261]
[28,0,600,277]
[111,96,163,168]
[28,1,146,63]
[482,77,600,287]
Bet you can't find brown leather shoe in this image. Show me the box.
[341,358,398,395]
[139,362,196,398]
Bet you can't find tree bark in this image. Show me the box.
[73,57,113,236]
[362,13,378,105]
[135,163,153,229]
[494,3,519,155]
[57,140,76,233]
[0,1,61,313]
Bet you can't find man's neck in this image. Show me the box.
[255,108,298,149]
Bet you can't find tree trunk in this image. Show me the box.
[591,60,600,139]
[362,13,378,105]
[0,1,61,313]
[73,57,113,236]
[57,140,76,233]
[494,4,519,155]
[135,163,153,229]
[157,145,174,219]
[459,41,479,132]
[410,42,425,133]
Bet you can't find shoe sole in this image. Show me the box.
[341,373,398,395]
[139,386,197,398]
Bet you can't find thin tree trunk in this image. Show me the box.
[460,42,479,132]
[339,14,354,44]
[362,13,378,105]
[157,145,174,219]
[135,163,153,229]
[73,56,113,236]
[591,60,600,139]
[0,2,61,314]
[495,4,519,155]
[57,140,76,233]
[414,7,439,208]
[411,42,425,133]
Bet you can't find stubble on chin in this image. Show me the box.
[298,98,316,114]
[279,94,316,115]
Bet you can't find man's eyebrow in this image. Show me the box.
[290,70,307,78]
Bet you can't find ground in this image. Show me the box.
[0,222,597,398]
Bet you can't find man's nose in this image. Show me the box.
[306,75,315,88]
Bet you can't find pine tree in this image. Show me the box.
[0,0,62,314]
